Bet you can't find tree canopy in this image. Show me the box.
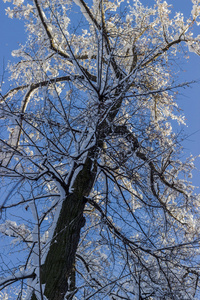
[0,0,200,299]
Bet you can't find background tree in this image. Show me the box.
[0,0,200,299]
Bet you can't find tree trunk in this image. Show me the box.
[41,156,97,300]
[41,194,86,299]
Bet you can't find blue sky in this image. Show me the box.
[0,0,200,187]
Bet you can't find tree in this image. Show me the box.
[0,0,200,298]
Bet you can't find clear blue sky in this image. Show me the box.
[0,0,200,187]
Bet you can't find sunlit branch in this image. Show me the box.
[0,271,36,291]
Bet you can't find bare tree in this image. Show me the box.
[0,0,200,299]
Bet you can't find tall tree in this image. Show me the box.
[0,0,200,299]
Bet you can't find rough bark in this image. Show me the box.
[41,194,86,299]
